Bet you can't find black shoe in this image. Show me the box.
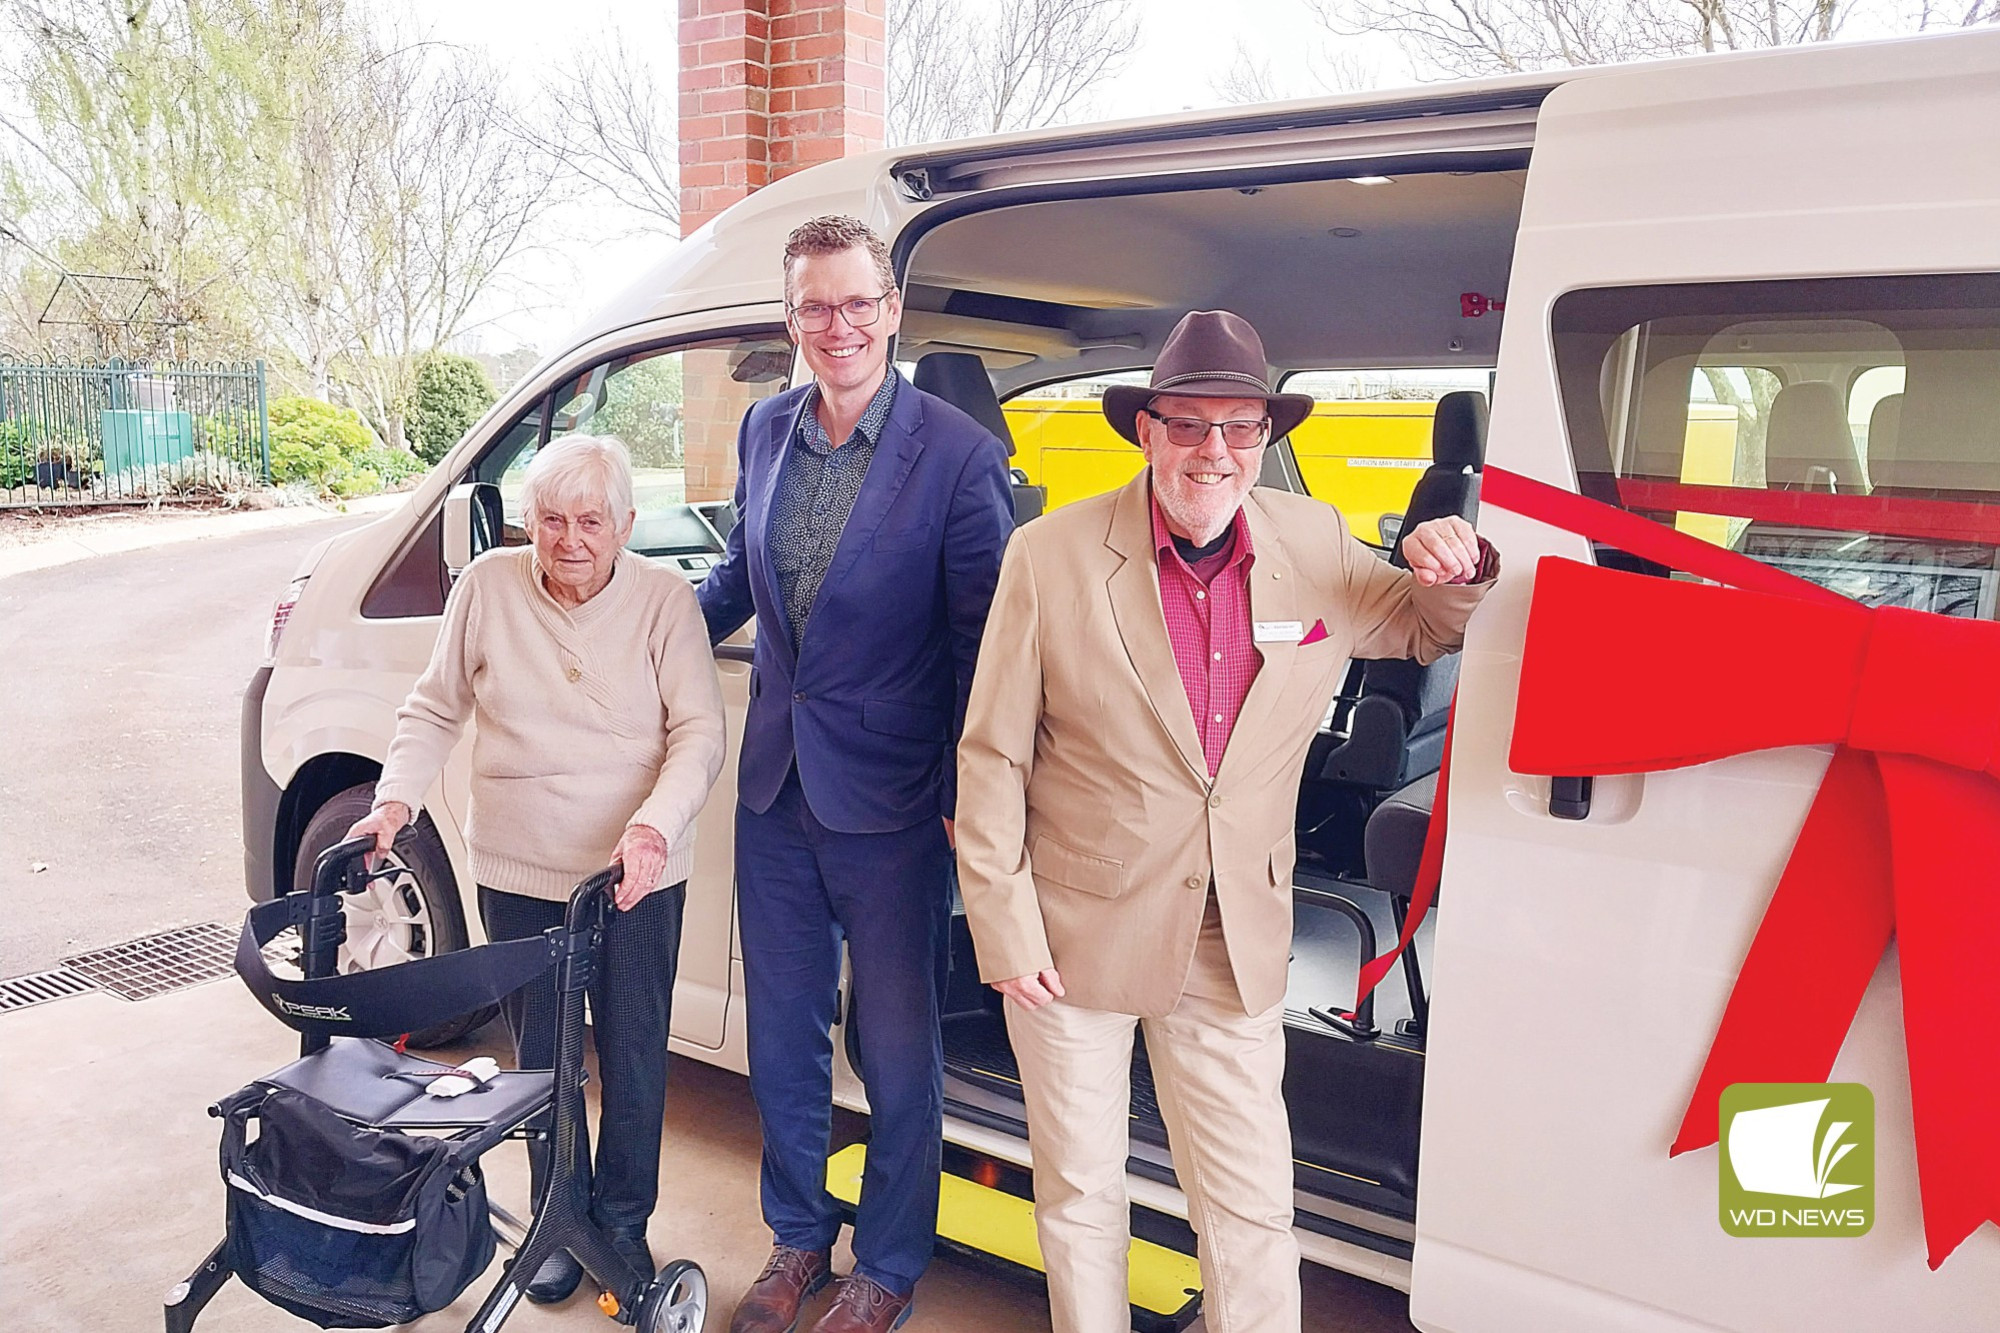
[608,1223,655,1280]
[524,1247,584,1304]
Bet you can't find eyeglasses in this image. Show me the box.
[1143,409,1271,450]
[789,291,895,333]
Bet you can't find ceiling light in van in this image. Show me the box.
[1349,175,1395,185]
[1328,227,1361,238]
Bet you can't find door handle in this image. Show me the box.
[1549,775,1593,820]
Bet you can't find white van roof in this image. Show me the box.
[581,65,1575,341]
[578,29,1979,348]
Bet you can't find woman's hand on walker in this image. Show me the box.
[347,801,411,870]
[611,824,670,910]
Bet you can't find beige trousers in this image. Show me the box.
[1005,896,1300,1333]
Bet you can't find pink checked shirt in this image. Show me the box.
[1151,493,1259,778]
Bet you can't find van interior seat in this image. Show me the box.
[1763,380,1865,494]
[1876,353,2000,492]
[1364,772,1437,909]
[1862,392,1902,489]
[1308,390,1487,797]
[911,351,1045,524]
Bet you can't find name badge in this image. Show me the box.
[1254,620,1304,643]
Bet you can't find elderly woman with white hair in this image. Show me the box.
[349,434,726,1304]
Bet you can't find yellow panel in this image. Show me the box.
[1288,404,1433,542]
[1043,448,1146,510]
[1003,397,1434,541]
[1675,404,1744,546]
[824,1144,1202,1318]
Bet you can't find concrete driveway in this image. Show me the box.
[0,510,375,976]
[0,511,1418,1332]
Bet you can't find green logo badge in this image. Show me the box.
[1719,1083,1873,1237]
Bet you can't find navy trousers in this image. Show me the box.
[736,770,953,1296]
[478,881,684,1230]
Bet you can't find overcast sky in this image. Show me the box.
[418,0,1366,355]
[412,0,1934,355]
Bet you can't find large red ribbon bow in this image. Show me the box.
[1356,466,2000,1269]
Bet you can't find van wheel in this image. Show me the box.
[292,783,494,1048]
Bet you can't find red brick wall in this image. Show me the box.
[678,0,886,499]
[678,0,886,234]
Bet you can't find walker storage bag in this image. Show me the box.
[219,1085,496,1328]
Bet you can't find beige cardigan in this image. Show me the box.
[375,547,726,901]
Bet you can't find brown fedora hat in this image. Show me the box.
[1102,310,1315,447]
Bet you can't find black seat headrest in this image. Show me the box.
[912,352,1014,454]
[1430,391,1488,471]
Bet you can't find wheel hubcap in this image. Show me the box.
[338,854,434,972]
[650,1266,707,1333]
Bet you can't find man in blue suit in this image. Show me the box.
[699,215,1013,1333]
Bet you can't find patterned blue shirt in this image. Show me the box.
[770,370,900,651]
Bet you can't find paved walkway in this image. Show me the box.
[0,492,406,580]
[0,979,1055,1332]
[0,974,1416,1331]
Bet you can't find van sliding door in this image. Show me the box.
[1415,32,2000,1333]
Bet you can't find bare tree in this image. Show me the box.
[888,0,1141,145]
[331,47,555,449]
[1311,0,1700,77]
[511,29,679,230]
[1,0,265,357]
[1212,35,1378,104]
[1909,0,1999,23]
[1215,41,1290,105]
[1305,0,1994,79]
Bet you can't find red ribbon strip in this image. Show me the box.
[1352,465,2000,1269]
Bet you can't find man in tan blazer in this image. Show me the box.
[955,310,1497,1333]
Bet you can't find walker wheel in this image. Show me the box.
[637,1259,707,1333]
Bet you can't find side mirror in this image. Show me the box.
[443,482,501,578]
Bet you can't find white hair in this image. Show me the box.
[520,434,635,523]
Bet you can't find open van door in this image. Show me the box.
[1416,31,2000,1333]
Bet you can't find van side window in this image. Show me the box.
[1280,368,1493,547]
[1553,275,2000,619]
[470,332,792,556]
[1001,371,1154,512]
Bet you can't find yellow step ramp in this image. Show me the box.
[824,1143,1202,1328]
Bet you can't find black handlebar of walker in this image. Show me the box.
[311,835,625,910]
[301,835,626,989]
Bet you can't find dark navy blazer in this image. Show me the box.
[698,379,1014,834]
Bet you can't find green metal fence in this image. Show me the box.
[0,359,270,507]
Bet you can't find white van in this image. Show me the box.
[245,29,2000,1331]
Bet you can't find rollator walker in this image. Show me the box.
[165,835,708,1332]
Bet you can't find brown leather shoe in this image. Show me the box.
[728,1246,833,1333]
[806,1275,913,1333]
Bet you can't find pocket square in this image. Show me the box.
[1300,618,1330,646]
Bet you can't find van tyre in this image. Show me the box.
[292,782,493,1048]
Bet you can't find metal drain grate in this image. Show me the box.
[62,920,238,1001]
[0,968,99,1013]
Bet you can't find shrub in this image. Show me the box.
[0,421,32,488]
[269,396,380,496]
[123,450,260,500]
[196,411,261,468]
[330,466,382,499]
[354,446,425,489]
[407,353,496,466]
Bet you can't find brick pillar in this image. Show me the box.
[679,0,885,500]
